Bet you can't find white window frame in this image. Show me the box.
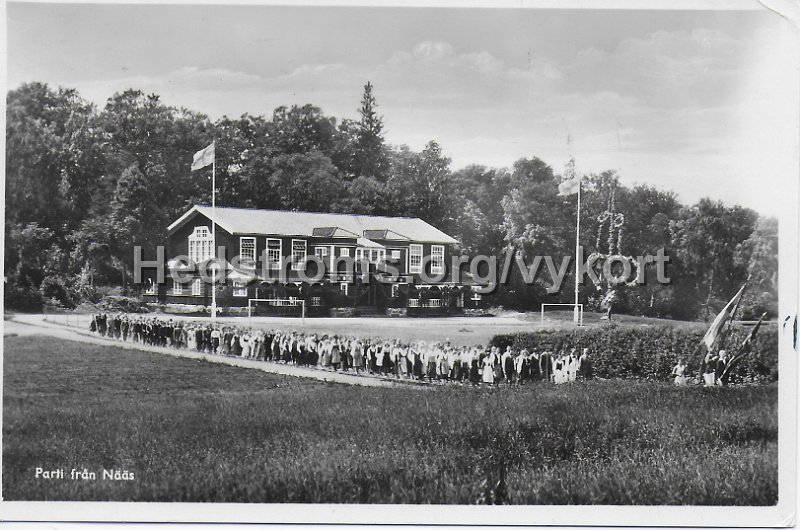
[188,226,213,264]
[409,244,423,274]
[340,248,350,257]
[232,281,248,297]
[314,245,333,272]
[431,245,445,275]
[172,280,184,295]
[192,278,203,296]
[391,284,400,298]
[239,237,256,269]
[291,239,307,271]
[266,238,282,270]
[340,282,348,296]
[390,249,401,261]
[356,247,385,265]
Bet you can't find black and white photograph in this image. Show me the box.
[1,0,798,525]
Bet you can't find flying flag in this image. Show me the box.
[721,311,767,382]
[558,176,580,196]
[738,311,767,354]
[702,282,747,351]
[191,142,215,171]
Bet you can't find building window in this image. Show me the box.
[409,244,423,274]
[266,238,281,270]
[340,282,348,296]
[355,248,385,264]
[408,298,419,307]
[391,284,400,298]
[456,294,464,308]
[314,246,332,272]
[431,245,445,275]
[390,250,401,261]
[291,239,307,271]
[172,280,184,295]
[233,281,247,297]
[188,226,213,264]
[427,298,442,308]
[239,237,256,268]
[340,248,350,258]
[192,278,203,296]
[311,297,322,307]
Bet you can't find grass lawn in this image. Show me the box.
[3,335,777,504]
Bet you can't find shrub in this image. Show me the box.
[490,324,778,383]
[4,282,46,312]
[96,295,148,314]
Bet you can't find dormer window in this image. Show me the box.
[189,226,213,263]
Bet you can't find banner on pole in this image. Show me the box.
[191,142,215,171]
[558,177,580,196]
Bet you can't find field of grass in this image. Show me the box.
[3,335,777,504]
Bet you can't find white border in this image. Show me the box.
[1,0,797,526]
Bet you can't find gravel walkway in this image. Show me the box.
[6,315,429,389]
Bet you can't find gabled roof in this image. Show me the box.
[357,237,384,248]
[362,229,411,241]
[311,226,360,238]
[168,205,458,244]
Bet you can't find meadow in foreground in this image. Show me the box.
[3,335,777,504]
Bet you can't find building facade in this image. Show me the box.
[143,205,485,316]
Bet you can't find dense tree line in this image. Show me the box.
[5,81,777,319]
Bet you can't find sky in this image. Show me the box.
[6,2,798,215]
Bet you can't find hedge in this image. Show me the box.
[489,324,778,383]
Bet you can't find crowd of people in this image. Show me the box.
[89,313,594,385]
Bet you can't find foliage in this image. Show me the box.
[4,81,778,320]
[490,324,778,383]
[353,81,388,180]
[3,336,777,504]
[95,295,149,314]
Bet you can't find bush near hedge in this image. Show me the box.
[490,324,778,383]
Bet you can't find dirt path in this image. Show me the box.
[5,315,428,389]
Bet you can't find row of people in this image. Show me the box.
[89,314,593,384]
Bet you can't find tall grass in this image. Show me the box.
[3,336,777,504]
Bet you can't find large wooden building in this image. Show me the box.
[144,205,484,316]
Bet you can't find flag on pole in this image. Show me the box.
[721,311,767,382]
[739,311,767,353]
[191,142,215,171]
[558,176,580,196]
[702,282,747,351]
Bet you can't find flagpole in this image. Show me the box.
[573,176,581,326]
[211,141,217,323]
[718,274,750,352]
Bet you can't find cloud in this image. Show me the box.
[64,29,788,215]
[566,28,750,109]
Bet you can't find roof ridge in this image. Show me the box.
[195,204,419,221]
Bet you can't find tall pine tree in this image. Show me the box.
[354,81,387,180]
